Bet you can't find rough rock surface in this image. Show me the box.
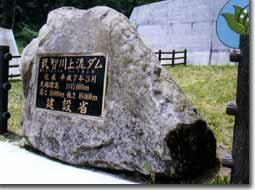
[21,6,217,178]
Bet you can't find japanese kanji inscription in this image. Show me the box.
[35,54,107,117]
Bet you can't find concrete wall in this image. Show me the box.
[0,27,20,75]
[130,0,232,65]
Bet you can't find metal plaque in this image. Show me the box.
[35,53,107,117]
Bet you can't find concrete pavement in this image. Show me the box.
[0,141,135,184]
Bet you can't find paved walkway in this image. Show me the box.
[0,141,135,184]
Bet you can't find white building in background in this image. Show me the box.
[129,0,232,65]
[0,27,20,75]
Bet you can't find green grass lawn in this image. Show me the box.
[8,80,24,136]
[168,65,237,151]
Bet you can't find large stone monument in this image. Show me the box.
[21,6,217,180]
[129,0,231,65]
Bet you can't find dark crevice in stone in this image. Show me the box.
[100,10,110,20]
[166,120,217,178]
[46,136,60,153]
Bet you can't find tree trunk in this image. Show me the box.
[231,35,249,184]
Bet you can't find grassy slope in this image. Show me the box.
[8,80,24,135]
[168,65,237,151]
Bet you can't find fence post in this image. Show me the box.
[231,35,249,184]
[0,46,11,134]
[158,49,162,62]
[184,49,187,66]
[172,49,175,66]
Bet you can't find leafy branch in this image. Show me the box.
[222,5,249,35]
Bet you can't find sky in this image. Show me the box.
[216,0,249,49]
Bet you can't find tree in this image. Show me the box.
[0,0,16,29]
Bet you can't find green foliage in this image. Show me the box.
[17,24,38,39]
[233,5,243,20]
[222,13,246,34]
[15,23,38,46]
[15,23,38,53]
[143,161,155,183]
[222,5,249,35]
[16,38,25,53]
[0,0,16,29]
[143,160,152,173]
[208,176,230,184]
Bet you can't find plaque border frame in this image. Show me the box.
[34,52,108,120]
